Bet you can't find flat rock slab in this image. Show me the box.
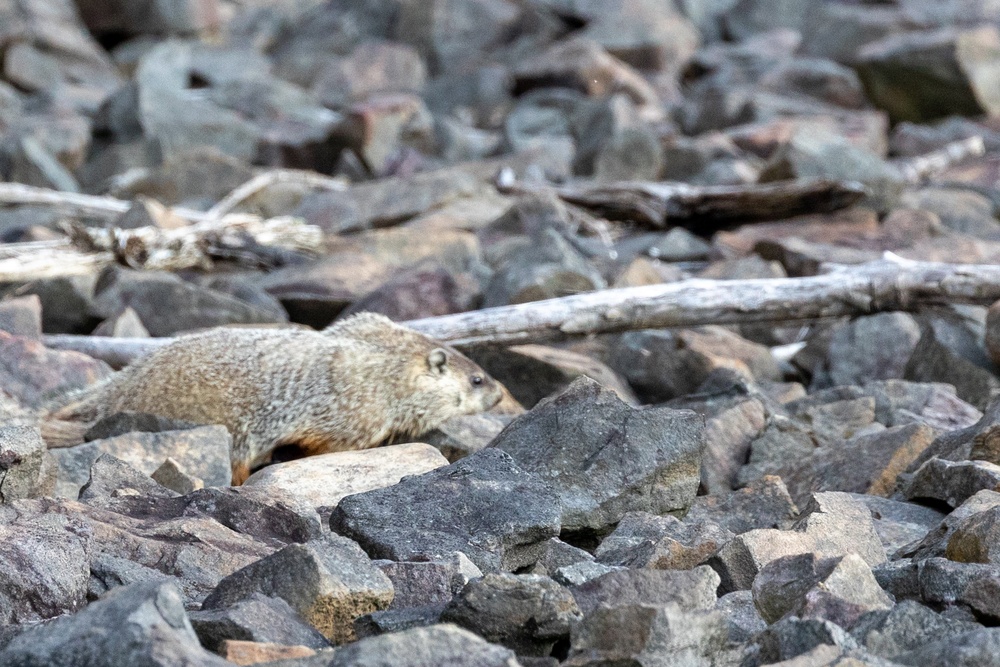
[244,443,449,509]
[490,377,703,534]
[52,425,232,498]
[328,624,520,667]
[330,448,562,573]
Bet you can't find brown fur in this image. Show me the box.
[47,313,503,482]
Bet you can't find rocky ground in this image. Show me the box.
[5,0,1000,666]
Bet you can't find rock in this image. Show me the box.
[0,295,42,338]
[900,188,1000,239]
[0,426,46,502]
[327,624,520,667]
[899,491,1000,561]
[752,553,892,626]
[609,327,781,403]
[848,494,946,556]
[698,394,770,494]
[84,411,200,442]
[0,332,111,409]
[827,313,923,386]
[489,377,703,535]
[353,604,447,639]
[4,135,80,191]
[946,505,1000,565]
[91,307,151,338]
[151,457,204,494]
[0,580,230,667]
[313,40,426,109]
[755,617,859,665]
[219,641,317,666]
[712,492,886,592]
[340,267,478,322]
[853,600,981,660]
[594,512,733,570]
[441,573,581,656]
[906,458,1000,510]
[188,593,331,653]
[202,534,394,644]
[0,508,89,624]
[895,628,1000,667]
[684,475,799,534]
[76,0,220,36]
[570,566,720,616]
[716,590,767,643]
[51,426,233,499]
[856,26,1000,123]
[905,394,1000,468]
[336,93,434,176]
[525,539,593,578]
[244,443,449,510]
[330,449,561,573]
[424,414,508,462]
[377,553,482,610]
[565,603,728,667]
[92,269,285,337]
[552,562,623,588]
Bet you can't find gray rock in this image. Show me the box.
[0,426,46,502]
[524,538,593,577]
[594,512,733,570]
[685,475,798,534]
[0,508,89,625]
[756,617,859,665]
[441,573,581,656]
[424,413,509,463]
[0,332,111,409]
[853,600,981,660]
[78,453,177,504]
[15,276,98,335]
[712,492,886,592]
[91,307,150,338]
[827,313,923,386]
[0,580,230,667]
[847,494,946,556]
[907,458,1000,510]
[83,411,200,442]
[945,505,1000,565]
[490,377,703,535]
[715,590,766,643]
[93,268,285,337]
[901,188,1000,239]
[857,26,1000,123]
[552,562,623,588]
[151,457,203,494]
[188,593,331,653]
[52,426,233,499]
[0,295,42,338]
[202,534,393,644]
[354,604,447,640]
[570,566,719,616]
[898,490,1000,560]
[905,317,1000,411]
[753,553,892,626]
[330,449,561,573]
[565,603,728,667]
[895,628,1000,667]
[377,553,482,610]
[330,624,520,666]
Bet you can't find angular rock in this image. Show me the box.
[93,269,285,337]
[0,332,111,409]
[565,603,728,667]
[699,394,770,494]
[905,317,1000,411]
[340,267,478,323]
[594,512,733,570]
[946,505,1000,565]
[313,40,426,109]
[685,475,799,534]
[52,426,233,499]
[441,573,581,656]
[188,593,331,653]
[524,539,593,578]
[151,457,204,494]
[853,600,981,660]
[330,449,561,573]
[570,566,719,616]
[327,624,520,667]
[424,414,507,462]
[15,276,98,335]
[377,553,482,610]
[83,411,200,442]
[753,553,892,626]
[857,26,1000,123]
[202,534,393,644]
[354,604,447,640]
[0,295,42,338]
[0,426,46,502]
[219,641,317,665]
[849,494,946,556]
[899,490,1000,561]
[756,617,860,665]
[827,313,923,386]
[716,590,767,643]
[907,458,1000,510]
[712,492,886,592]
[244,443,449,510]
[0,580,230,667]
[91,307,150,338]
[553,562,623,588]
[895,627,1000,667]
[489,377,703,535]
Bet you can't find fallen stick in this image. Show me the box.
[893,136,986,183]
[42,259,1000,367]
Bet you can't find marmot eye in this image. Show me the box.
[471,375,483,386]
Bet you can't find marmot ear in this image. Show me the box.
[427,347,448,374]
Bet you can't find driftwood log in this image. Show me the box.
[42,259,1000,368]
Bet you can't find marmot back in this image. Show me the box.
[49,313,503,483]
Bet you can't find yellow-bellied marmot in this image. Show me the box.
[48,313,503,484]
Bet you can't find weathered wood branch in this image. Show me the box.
[498,177,867,227]
[894,136,986,183]
[42,260,1000,367]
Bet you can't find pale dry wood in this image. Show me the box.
[42,259,1000,367]
[894,136,986,183]
[206,169,348,219]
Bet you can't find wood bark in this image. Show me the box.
[42,259,1000,367]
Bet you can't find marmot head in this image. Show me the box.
[413,345,503,419]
